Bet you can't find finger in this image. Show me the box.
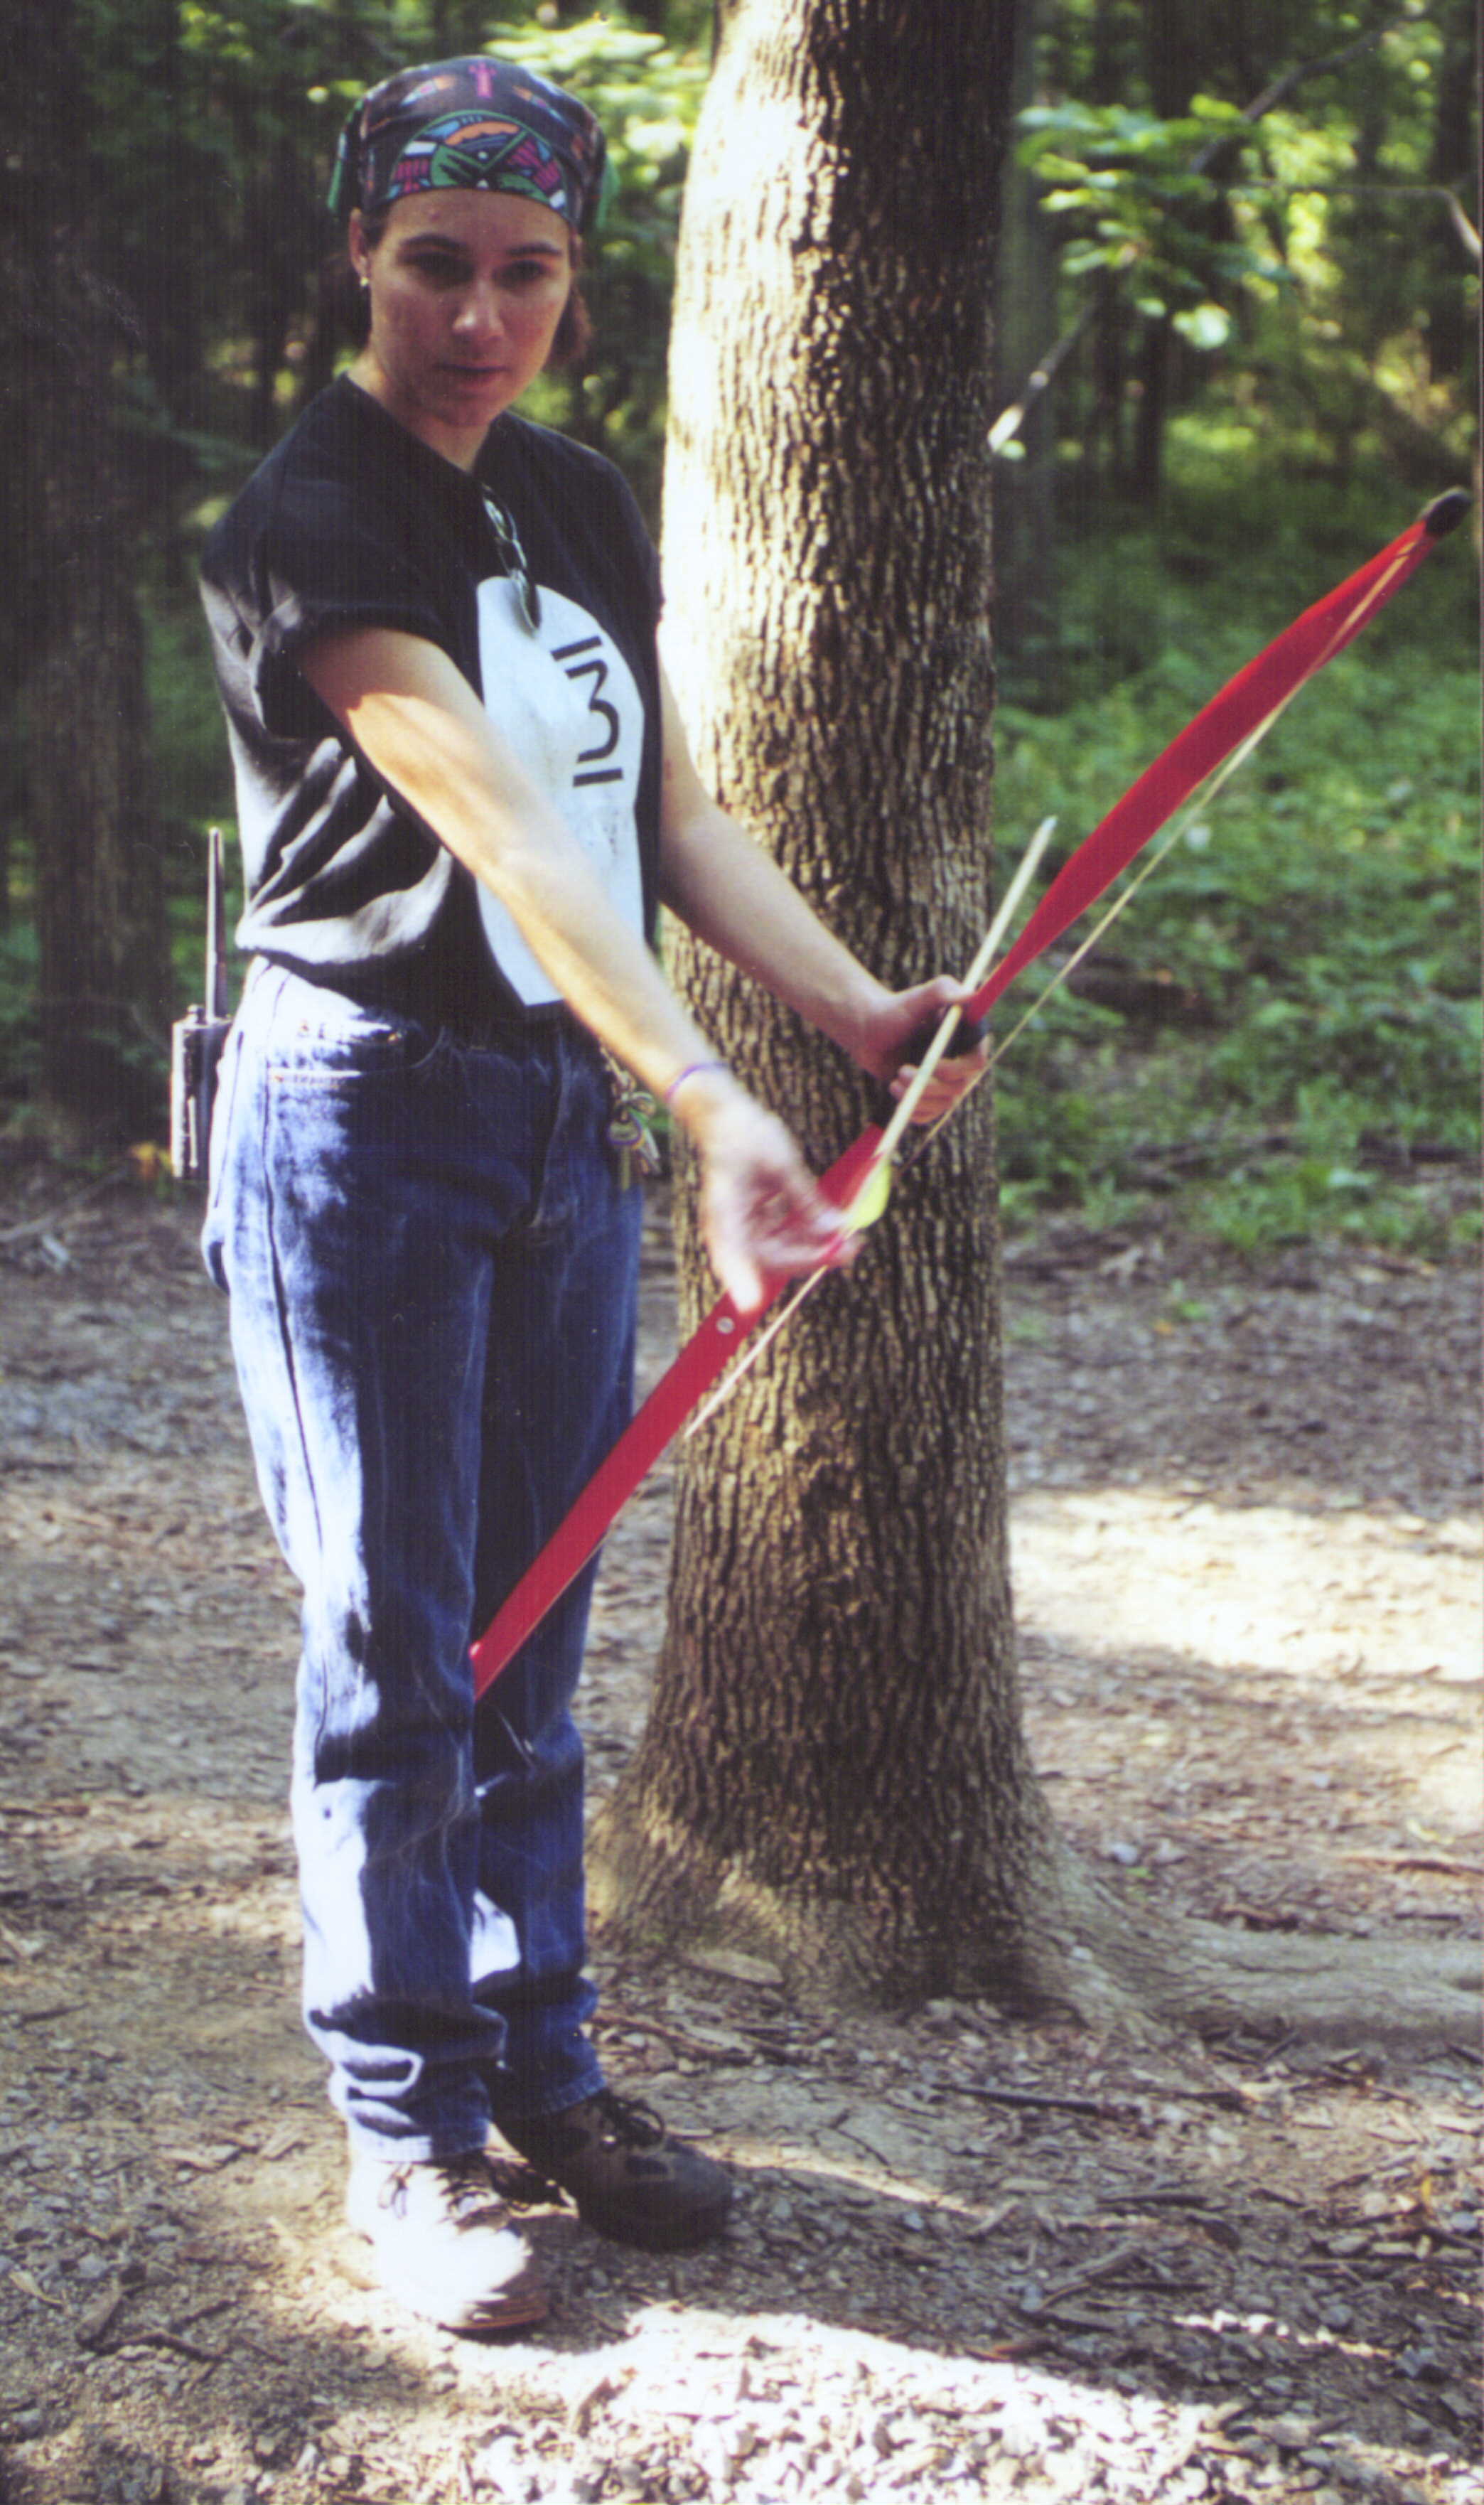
[768,1166,846,1240]
[891,1064,984,1122]
[903,972,964,1014]
[719,1243,766,1316]
[765,1209,849,1265]
[916,1056,986,1091]
[751,1175,855,1267]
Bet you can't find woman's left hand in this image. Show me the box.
[851,977,991,1121]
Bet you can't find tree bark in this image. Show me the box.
[0,0,169,1137]
[591,0,1076,2006]
[26,404,166,1133]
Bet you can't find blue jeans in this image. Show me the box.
[203,963,642,2160]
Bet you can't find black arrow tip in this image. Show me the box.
[1422,488,1471,539]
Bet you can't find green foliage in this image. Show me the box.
[144,591,238,838]
[1200,1073,1480,1257]
[993,462,1480,1255]
[992,992,1124,1218]
[1018,97,1294,347]
[1022,3,1474,510]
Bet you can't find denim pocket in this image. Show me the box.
[264,995,448,1090]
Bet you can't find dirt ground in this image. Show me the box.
[0,1151,1478,2505]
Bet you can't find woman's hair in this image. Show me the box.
[332,211,592,369]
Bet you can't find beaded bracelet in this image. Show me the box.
[663,1059,731,1107]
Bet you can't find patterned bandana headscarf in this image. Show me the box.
[328,56,607,237]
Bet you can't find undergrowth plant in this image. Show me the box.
[992,460,1479,1257]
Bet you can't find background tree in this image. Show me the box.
[1019,0,1475,511]
[1,0,170,1136]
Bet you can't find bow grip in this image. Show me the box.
[899,1009,987,1066]
[871,1007,986,1127]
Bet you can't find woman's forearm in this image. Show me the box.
[655,666,989,1119]
[298,625,977,1305]
[655,668,888,1060]
[302,627,726,1110]
[658,795,888,1056]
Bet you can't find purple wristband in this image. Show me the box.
[663,1059,730,1107]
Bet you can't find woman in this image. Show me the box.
[200,55,982,2334]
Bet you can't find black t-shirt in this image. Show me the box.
[200,375,663,1025]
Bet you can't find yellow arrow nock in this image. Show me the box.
[841,1152,893,1234]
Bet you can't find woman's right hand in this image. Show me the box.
[673,1072,855,1317]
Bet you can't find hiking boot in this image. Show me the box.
[494,2088,733,2252]
[345,2147,547,2333]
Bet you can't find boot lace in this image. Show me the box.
[587,2088,666,2150]
[484,2152,566,2209]
[381,2151,507,2226]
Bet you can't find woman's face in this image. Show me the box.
[349,189,574,468]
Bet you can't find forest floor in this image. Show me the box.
[0,1150,1478,2505]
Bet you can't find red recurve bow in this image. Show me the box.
[470,489,1468,1700]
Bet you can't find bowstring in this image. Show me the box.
[908,542,1416,1172]
[683,536,1422,1435]
[683,822,1058,1442]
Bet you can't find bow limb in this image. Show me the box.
[967,493,1467,1024]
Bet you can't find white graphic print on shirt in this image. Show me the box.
[475,575,646,1007]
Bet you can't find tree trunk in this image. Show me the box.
[1125,0,1200,511]
[1129,309,1171,510]
[26,396,167,1137]
[119,0,205,431]
[0,0,168,1138]
[591,0,1077,2007]
[1087,281,1129,495]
